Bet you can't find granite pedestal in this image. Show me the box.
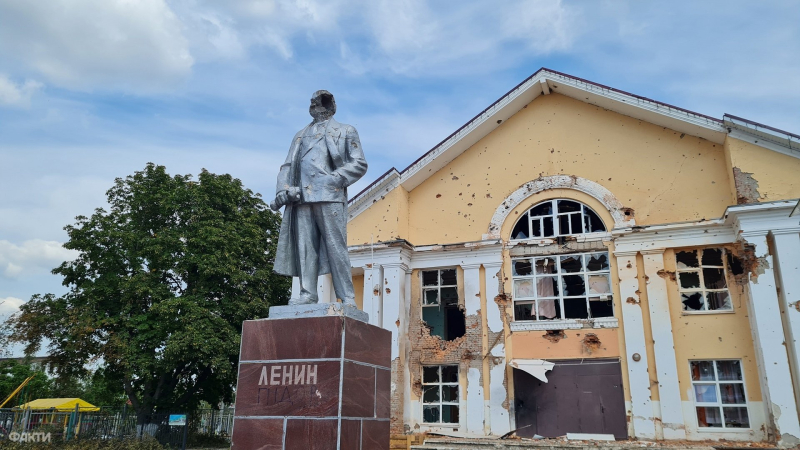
[231,304,391,450]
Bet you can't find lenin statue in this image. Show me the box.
[271,90,368,306]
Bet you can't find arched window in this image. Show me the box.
[510,199,606,240]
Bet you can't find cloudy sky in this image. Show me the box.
[1,0,799,347]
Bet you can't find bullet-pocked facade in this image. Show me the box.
[292,69,800,445]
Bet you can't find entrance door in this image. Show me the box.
[513,358,626,439]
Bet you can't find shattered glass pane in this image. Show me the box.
[543,216,554,237]
[727,252,745,275]
[441,405,459,424]
[441,287,458,306]
[442,385,458,402]
[530,201,552,217]
[716,361,743,380]
[423,289,439,305]
[514,279,534,299]
[584,207,606,232]
[423,406,440,423]
[682,292,704,311]
[702,248,724,266]
[703,268,727,289]
[723,407,749,428]
[441,366,458,383]
[422,307,444,339]
[557,199,581,213]
[586,253,610,271]
[513,259,532,276]
[589,298,614,318]
[441,269,457,286]
[676,250,699,269]
[707,291,731,310]
[588,274,611,295]
[558,214,570,235]
[696,407,722,427]
[422,271,438,286]
[511,212,529,240]
[536,276,559,296]
[564,298,589,319]
[423,366,440,383]
[531,219,542,237]
[570,213,582,235]
[694,384,718,402]
[534,257,556,274]
[562,275,585,296]
[691,361,716,381]
[720,384,746,404]
[560,255,583,273]
[514,302,535,321]
[679,272,701,289]
[423,385,440,403]
[537,299,561,320]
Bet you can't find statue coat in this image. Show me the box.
[273,118,367,277]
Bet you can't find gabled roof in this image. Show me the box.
[18,397,99,411]
[348,68,800,219]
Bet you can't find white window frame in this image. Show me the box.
[511,251,614,323]
[421,365,460,425]
[689,359,750,430]
[676,247,733,314]
[421,268,457,308]
[511,199,606,240]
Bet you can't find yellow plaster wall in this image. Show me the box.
[353,273,364,310]
[662,248,762,401]
[348,186,409,246]
[509,329,620,359]
[724,136,800,202]
[404,93,733,246]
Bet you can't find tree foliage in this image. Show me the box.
[4,163,290,418]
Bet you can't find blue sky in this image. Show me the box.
[1,0,799,346]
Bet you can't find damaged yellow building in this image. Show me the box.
[296,69,800,445]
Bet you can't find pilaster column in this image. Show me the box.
[772,231,800,413]
[614,250,656,439]
[461,263,484,434]
[641,250,686,439]
[362,265,383,327]
[482,261,509,436]
[742,231,800,444]
[381,263,408,360]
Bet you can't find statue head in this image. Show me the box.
[309,90,336,121]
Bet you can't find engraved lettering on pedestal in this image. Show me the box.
[254,364,321,408]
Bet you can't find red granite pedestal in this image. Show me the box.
[231,312,391,450]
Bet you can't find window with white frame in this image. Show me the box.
[510,199,606,240]
[676,248,732,312]
[512,251,613,321]
[421,269,465,341]
[690,360,749,428]
[422,365,459,424]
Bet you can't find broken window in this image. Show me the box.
[511,199,606,240]
[421,269,466,340]
[512,251,613,321]
[676,248,732,312]
[690,360,749,429]
[422,365,459,424]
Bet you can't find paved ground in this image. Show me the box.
[411,437,778,450]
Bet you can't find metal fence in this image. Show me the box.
[0,406,234,448]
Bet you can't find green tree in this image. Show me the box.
[4,163,290,422]
[0,360,51,407]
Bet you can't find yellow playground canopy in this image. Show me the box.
[18,398,100,412]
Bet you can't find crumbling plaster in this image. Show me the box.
[724,136,800,205]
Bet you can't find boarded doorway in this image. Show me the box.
[513,358,626,439]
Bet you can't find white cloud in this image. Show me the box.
[0,74,42,108]
[0,240,78,280]
[0,296,25,318]
[0,0,193,91]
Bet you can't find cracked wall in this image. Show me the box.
[724,136,800,206]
